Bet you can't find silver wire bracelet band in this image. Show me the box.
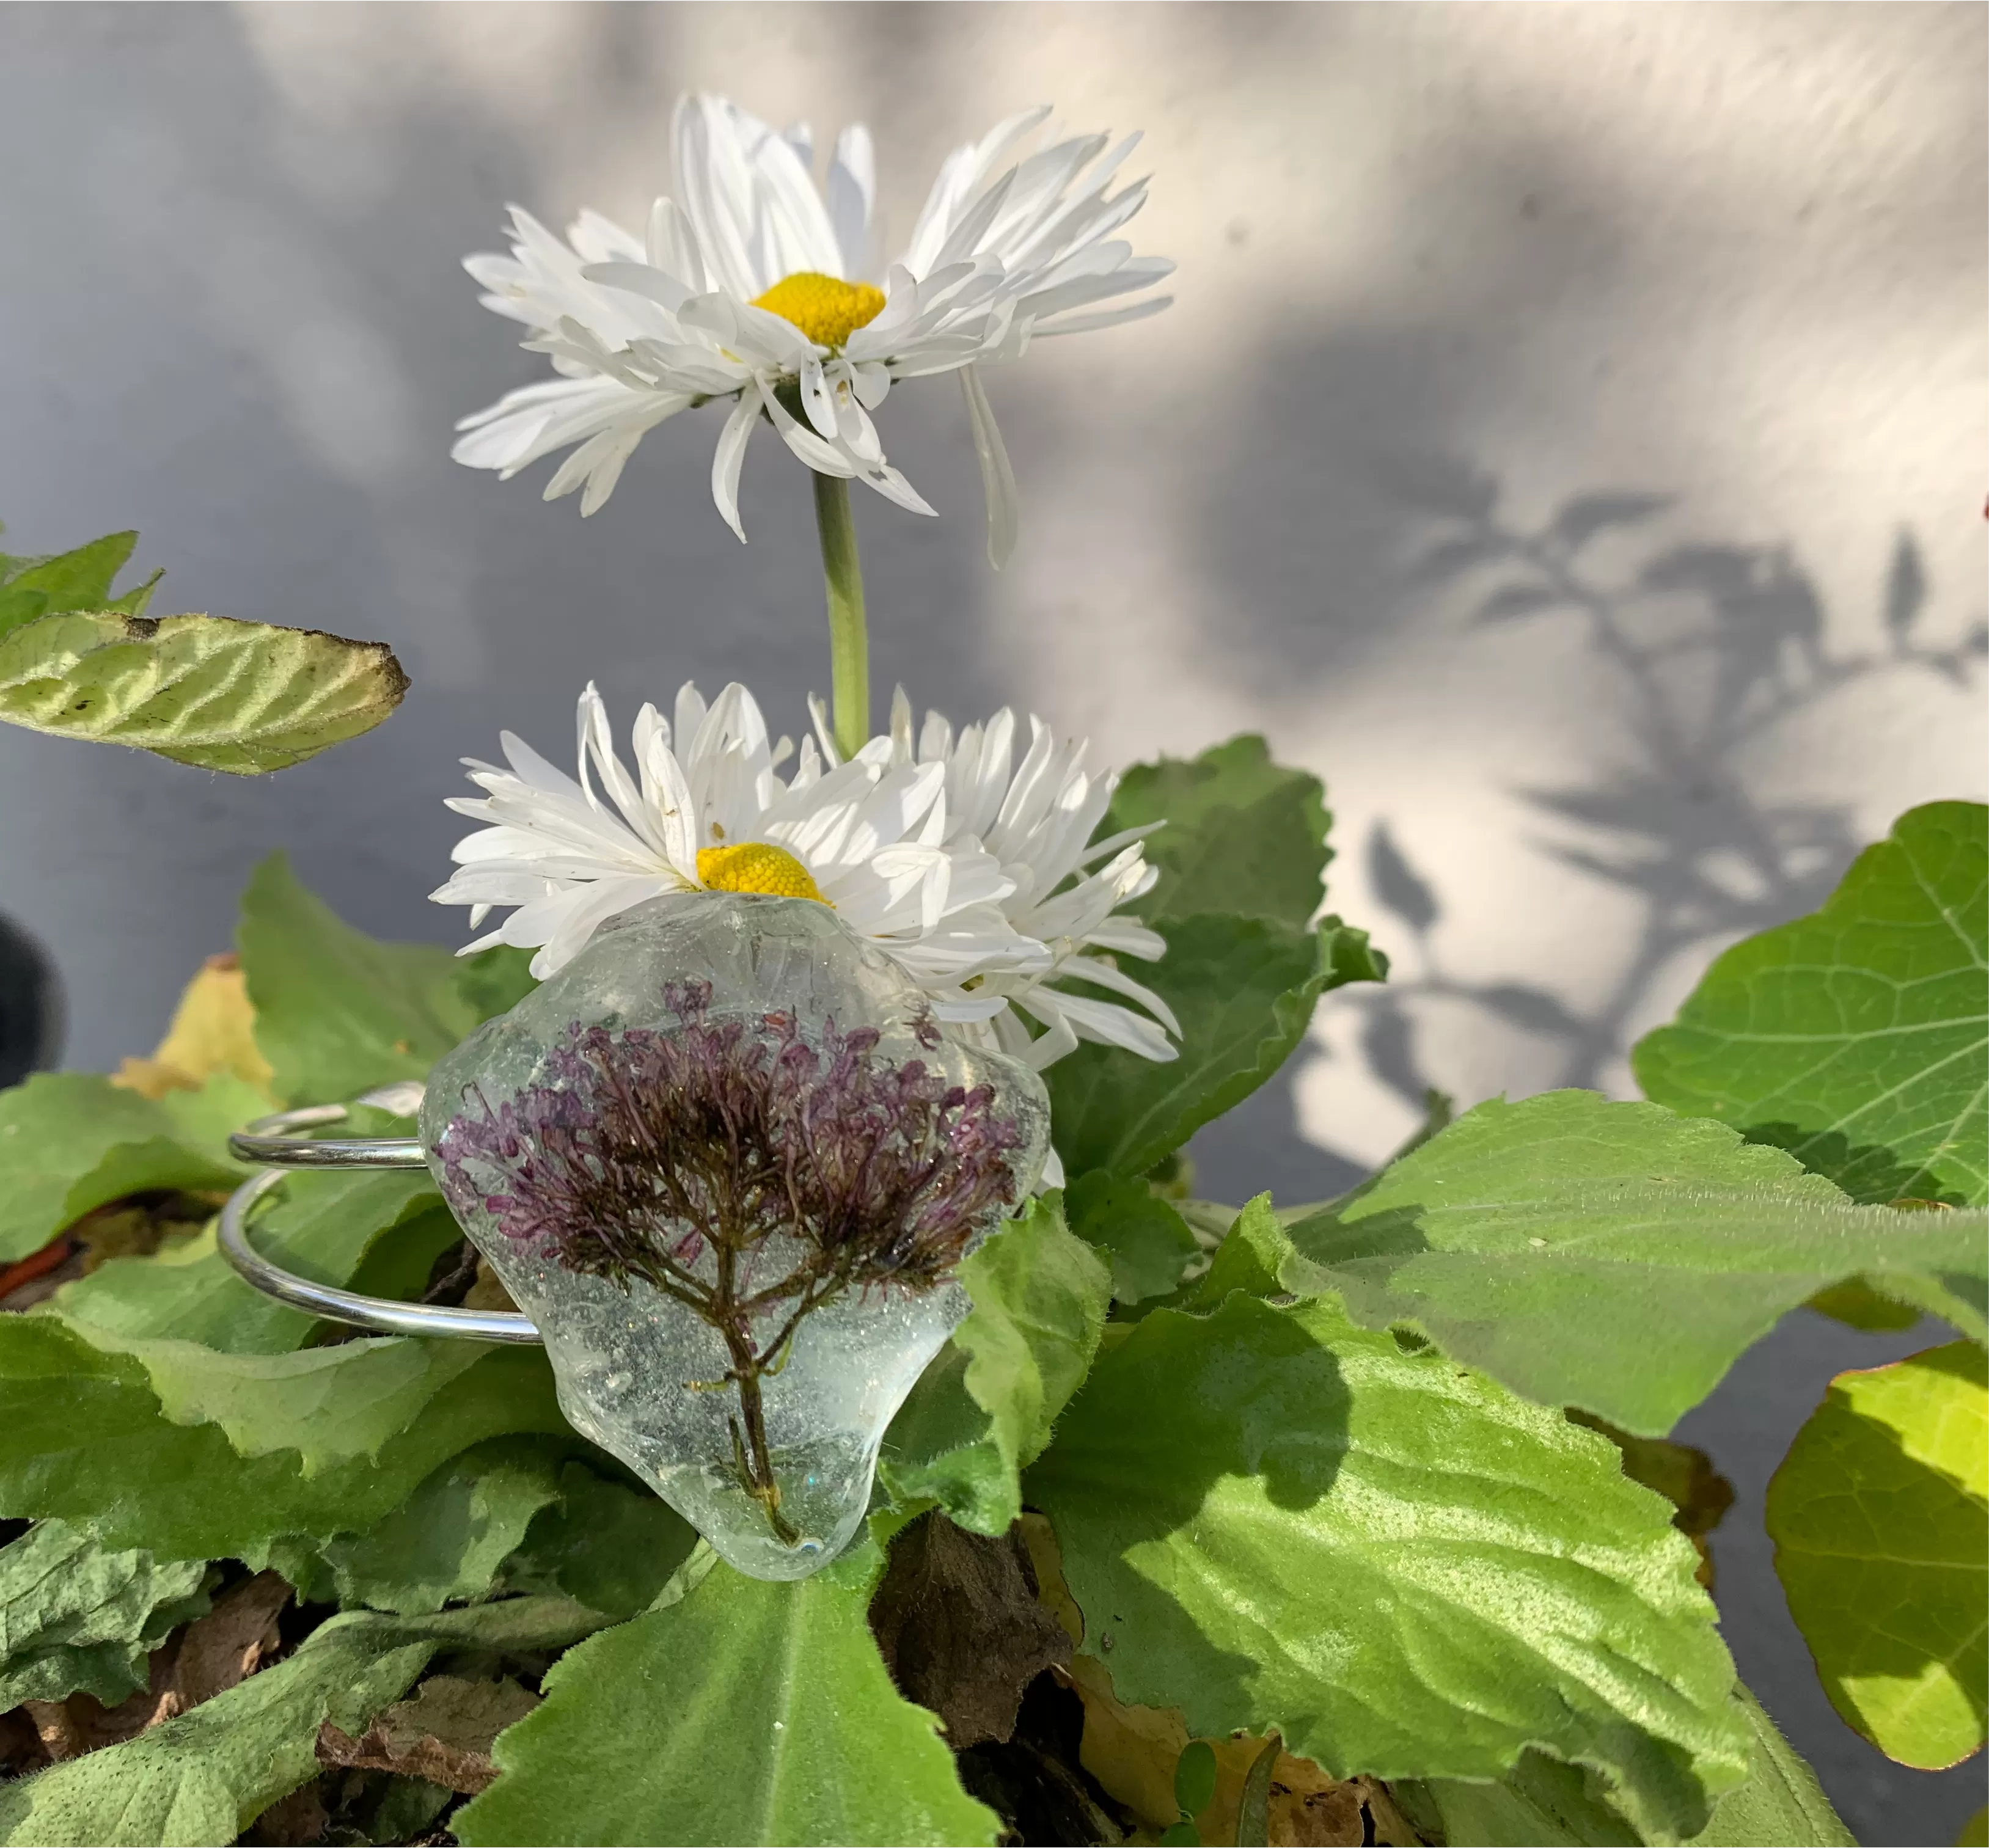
[218,1100,542,1345]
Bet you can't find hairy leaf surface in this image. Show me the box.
[879,1197,1109,1534]
[1635,802,1988,1205]
[1026,1292,1750,1843]
[1767,1341,1987,1770]
[0,1521,209,1710]
[0,1598,601,1848]
[1281,1091,1988,1433]
[1047,915,1385,1178]
[456,1547,998,1847]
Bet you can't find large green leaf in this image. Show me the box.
[53,1169,450,1355]
[1767,1340,1988,1770]
[1025,1291,1750,1844]
[1104,735,1331,929]
[497,1460,701,1623]
[0,607,407,773]
[455,1543,998,1847]
[1065,1171,1200,1304]
[0,1596,602,1848]
[276,1438,568,1616]
[238,853,482,1106]
[0,1073,258,1262]
[1046,915,1385,1178]
[1280,1090,1988,1434]
[1635,802,1988,1206]
[0,1314,567,1561]
[0,1520,210,1710]
[0,531,147,640]
[1400,1685,1853,1848]
[879,1196,1110,1535]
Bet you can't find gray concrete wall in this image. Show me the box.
[0,6,1983,1838]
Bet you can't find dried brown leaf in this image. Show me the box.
[22,1569,290,1759]
[870,1513,1072,1748]
[317,1674,539,1797]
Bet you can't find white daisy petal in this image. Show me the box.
[453,94,1170,541]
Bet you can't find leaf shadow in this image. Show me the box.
[1355,472,1987,1123]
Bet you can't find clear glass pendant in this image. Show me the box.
[420,893,1049,1580]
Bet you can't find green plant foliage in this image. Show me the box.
[1766,1340,1988,1770]
[497,1461,701,1623]
[1103,735,1332,929]
[0,607,408,773]
[0,1520,210,1709]
[238,854,485,1106]
[1187,1194,1293,1306]
[1046,915,1385,1179]
[0,1315,567,1561]
[878,1197,1110,1535]
[0,531,152,638]
[1399,1685,1854,1848]
[1025,1291,1751,1844]
[455,1544,998,1847]
[0,1072,257,1262]
[54,1171,449,1355]
[1280,1090,1988,1434]
[276,1439,570,1616]
[1066,1171,1200,1303]
[1635,802,1988,1207]
[0,1597,603,1848]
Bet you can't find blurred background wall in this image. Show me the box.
[0,5,1983,1838]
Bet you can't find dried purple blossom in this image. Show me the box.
[434,979,1030,1538]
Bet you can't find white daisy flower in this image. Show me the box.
[850,689,1179,1072]
[433,682,1046,1015]
[453,93,1173,560]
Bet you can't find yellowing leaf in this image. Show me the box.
[113,954,274,1101]
[0,608,406,774]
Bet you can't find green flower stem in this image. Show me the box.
[812,472,868,759]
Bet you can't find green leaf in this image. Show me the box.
[497,1461,701,1623]
[1766,1340,1987,1769]
[1635,802,1988,1206]
[0,607,408,773]
[0,1073,255,1262]
[0,1597,603,1848]
[1046,915,1386,1178]
[1685,1685,1856,1847]
[1066,1171,1200,1304]
[0,531,139,640]
[0,1314,568,1561]
[879,1197,1110,1535]
[1399,1685,1855,1848]
[0,1520,210,1710]
[239,853,482,1106]
[1104,736,1331,929]
[1187,1194,1294,1306]
[455,1546,998,1847]
[1280,1090,1988,1435]
[278,1439,569,1615]
[455,945,540,1023]
[1025,1291,1750,1844]
[53,1170,449,1354]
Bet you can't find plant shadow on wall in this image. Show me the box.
[1348,458,1988,1113]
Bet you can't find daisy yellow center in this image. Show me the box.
[696,842,827,904]
[750,272,886,349]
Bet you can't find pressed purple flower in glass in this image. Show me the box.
[420,893,1049,1580]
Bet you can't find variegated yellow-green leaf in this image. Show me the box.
[0,608,407,773]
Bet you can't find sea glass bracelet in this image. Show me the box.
[218,1096,541,1345]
